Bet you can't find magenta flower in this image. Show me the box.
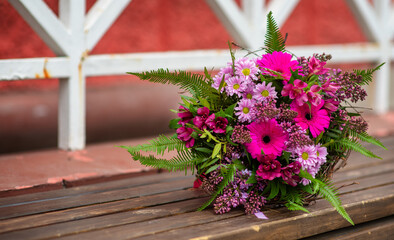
[193,107,210,130]
[321,79,340,97]
[176,126,195,148]
[256,154,282,180]
[291,101,330,138]
[282,79,308,106]
[245,119,288,158]
[177,106,193,125]
[308,56,329,75]
[206,114,228,134]
[281,161,301,187]
[257,51,301,80]
[323,98,340,113]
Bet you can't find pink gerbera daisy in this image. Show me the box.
[257,51,302,80]
[225,76,247,97]
[235,99,254,123]
[253,82,277,102]
[235,57,260,81]
[291,100,330,138]
[245,119,288,158]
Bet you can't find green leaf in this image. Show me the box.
[246,173,257,184]
[267,181,280,200]
[285,201,310,213]
[353,62,385,85]
[338,138,381,159]
[195,147,212,154]
[205,164,221,174]
[212,143,222,159]
[169,118,181,129]
[224,103,236,117]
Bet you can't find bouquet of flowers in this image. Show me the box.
[121,12,386,224]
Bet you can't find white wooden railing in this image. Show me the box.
[1,0,393,151]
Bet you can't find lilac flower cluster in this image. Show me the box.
[332,69,367,103]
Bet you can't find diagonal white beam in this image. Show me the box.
[205,0,256,49]
[346,0,383,42]
[8,0,72,56]
[267,0,299,27]
[85,0,132,52]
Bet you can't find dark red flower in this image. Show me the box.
[177,106,193,125]
[176,126,195,148]
[256,155,282,180]
[193,107,210,130]
[281,161,301,187]
[206,114,228,134]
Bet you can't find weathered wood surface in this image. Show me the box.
[0,136,393,240]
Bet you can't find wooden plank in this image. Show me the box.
[131,183,394,240]
[335,171,394,195]
[333,161,394,183]
[0,171,189,206]
[0,188,207,234]
[303,215,394,240]
[0,177,194,220]
[0,197,210,240]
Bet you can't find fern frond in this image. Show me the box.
[348,130,387,150]
[353,63,385,85]
[125,149,204,172]
[337,138,381,159]
[128,69,213,98]
[119,135,187,155]
[197,164,236,211]
[285,201,310,213]
[300,170,354,225]
[264,11,286,53]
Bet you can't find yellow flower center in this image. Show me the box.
[246,93,253,99]
[317,151,320,157]
[242,68,251,76]
[302,152,309,160]
[243,107,250,114]
[261,90,269,97]
[233,84,240,90]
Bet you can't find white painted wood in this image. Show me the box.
[205,0,256,49]
[267,0,299,27]
[8,0,72,56]
[58,0,86,150]
[0,57,69,80]
[85,0,132,51]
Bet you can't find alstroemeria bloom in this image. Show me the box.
[308,56,329,75]
[282,79,308,106]
[206,114,228,134]
[177,106,193,125]
[193,107,210,130]
[281,161,302,187]
[256,154,282,180]
[176,126,195,148]
[307,85,322,106]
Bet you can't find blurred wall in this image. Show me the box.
[0,0,380,154]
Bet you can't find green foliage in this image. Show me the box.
[197,164,237,211]
[353,63,385,85]
[335,138,381,159]
[349,130,387,150]
[264,11,286,53]
[120,135,186,155]
[300,170,354,225]
[127,69,214,99]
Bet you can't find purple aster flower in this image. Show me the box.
[316,144,328,165]
[235,99,255,123]
[212,66,233,92]
[242,84,256,101]
[253,82,277,102]
[225,76,247,97]
[294,145,324,177]
[235,57,260,81]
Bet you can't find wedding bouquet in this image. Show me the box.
[121,12,385,224]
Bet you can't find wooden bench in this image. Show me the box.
[0,136,393,240]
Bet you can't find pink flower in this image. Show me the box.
[256,154,282,180]
[177,106,193,125]
[316,144,328,165]
[176,126,195,148]
[308,56,329,75]
[323,98,339,113]
[193,107,210,130]
[206,114,228,134]
[322,79,340,97]
[282,80,308,106]
[253,82,277,102]
[225,76,247,97]
[212,66,233,92]
[235,99,255,123]
[235,57,260,81]
[291,101,330,138]
[257,51,301,80]
[307,85,322,106]
[281,161,301,187]
[245,119,288,158]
